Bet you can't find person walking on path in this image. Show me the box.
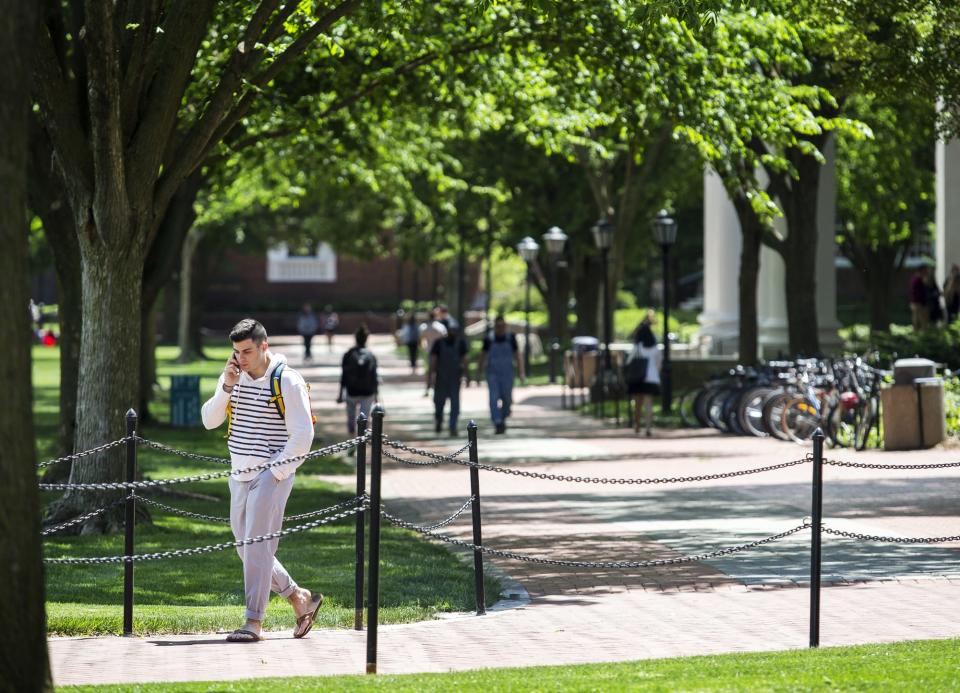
[944,264,960,324]
[478,315,523,434]
[338,325,379,434]
[201,319,324,643]
[419,306,449,395]
[908,265,931,331]
[402,313,420,374]
[429,319,468,436]
[297,303,319,362]
[626,312,663,437]
[321,305,339,351]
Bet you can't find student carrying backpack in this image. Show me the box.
[338,326,379,434]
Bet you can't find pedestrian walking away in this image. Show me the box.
[626,311,663,437]
[419,305,449,395]
[479,314,523,434]
[908,265,931,331]
[201,318,324,643]
[429,319,468,436]
[297,303,318,362]
[402,313,420,374]
[338,325,379,434]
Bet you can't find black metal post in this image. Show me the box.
[523,262,532,379]
[809,428,824,648]
[467,422,486,615]
[457,227,466,329]
[661,244,673,413]
[548,261,558,384]
[601,247,612,371]
[123,409,138,636]
[485,230,493,328]
[366,406,385,673]
[354,413,368,631]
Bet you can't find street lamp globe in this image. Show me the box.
[517,236,540,262]
[651,209,677,247]
[543,226,568,257]
[591,218,615,251]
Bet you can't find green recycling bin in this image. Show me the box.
[170,375,201,427]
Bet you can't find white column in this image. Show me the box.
[757,219,789,359]
[936,138,960,285]
[698,168,741,356]
[816,136,842,352]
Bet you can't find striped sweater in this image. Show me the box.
[201,352,314,481]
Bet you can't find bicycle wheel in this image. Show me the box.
[738,386,775,438]
[678,388,702,428]
[782,396,821,443]
[693,387,714,427]
[762,391,795,441]
[826,401,858,448]
[706,387,735,432]
[854,397,877,451]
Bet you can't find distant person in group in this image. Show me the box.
[321,305,339,351]
[402,313,420,374]
[429,319,468,436]
[201,318,323,643]
[419,306,448,395]
[297,303,318,363]
[479,315,523,434]
[626,311,663,437]
[338,325,379,434]
[945,264,960,324]
[908,265,930,331]
[925,265,944,326]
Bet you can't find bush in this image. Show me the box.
[843,322,960,371]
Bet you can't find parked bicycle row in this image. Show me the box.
[677,356,888,449]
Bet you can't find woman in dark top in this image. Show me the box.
[625,312,662,436]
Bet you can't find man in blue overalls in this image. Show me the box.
[479,315,524,434]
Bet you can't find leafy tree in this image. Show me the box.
[0,0,51,687]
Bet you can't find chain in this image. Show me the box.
[382,508,810,569]
[380,437,472,465]
[136,494,364,524]
[38,434,368,492]
[823,458,960,471]
[822,526,960,544]
[396,496,475,532]
[44,500,365,565]
[286,496,366,522]
[40,496,131,536]
[36,437,134,470]
[135,437,232,465]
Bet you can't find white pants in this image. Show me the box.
[229,469,298,621]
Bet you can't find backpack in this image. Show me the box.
[225,362,317,439]
[343,347,378,396]
[625,346,649,386]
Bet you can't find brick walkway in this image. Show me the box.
[49,335,960,686]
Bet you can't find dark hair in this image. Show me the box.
[633,322,657,348]
[355,325,369,346]
[494,314,506,323]
[230,318,268,344]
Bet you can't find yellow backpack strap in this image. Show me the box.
[268,362,286,418]
[224,394,234,439]
[306,383,318,425]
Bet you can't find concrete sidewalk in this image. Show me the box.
[49,335,960,686]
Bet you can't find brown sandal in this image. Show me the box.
[293,592,324,639]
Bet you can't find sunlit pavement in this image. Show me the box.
[49,334,960,686]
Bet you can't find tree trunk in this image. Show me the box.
[139,300,159,422]
[733,195,762,366]
[0,0,52,687]
[841,240,902,334]
[778,148,824,357]
[573,254,601,338]
[177,227,204,361]
[51,245,144,529]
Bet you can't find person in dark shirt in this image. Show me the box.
[479,315,523,434]
[429,320,468,436]
[908,265,930,331]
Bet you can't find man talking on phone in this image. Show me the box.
[201,318,323,642]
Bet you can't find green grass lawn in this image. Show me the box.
[61,638,960,691]
[37,345,499,636]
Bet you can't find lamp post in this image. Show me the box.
[517,236,540,379]
[543,226,568,384]
[651,209,678,413]
[591,218,615,372]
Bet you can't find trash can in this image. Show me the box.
[170,375,201,427]
[566,337,599,388]
[881,359,945,450]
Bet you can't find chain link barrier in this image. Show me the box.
[135,437,232,465]
[35,437,134,470]
[381,437,472,466]
[44,499,365,565]
[822,526,960,544]
[40,496,131,536]
[38,434,369,492]
[381,506,810,569]
[394,496,475,532]
[823,458,960,471]
[135,495,365,525]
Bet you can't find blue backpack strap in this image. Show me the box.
[268,362,286,419]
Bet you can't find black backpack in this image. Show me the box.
[343,347,378,396]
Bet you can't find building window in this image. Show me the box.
[266,242,337,283]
